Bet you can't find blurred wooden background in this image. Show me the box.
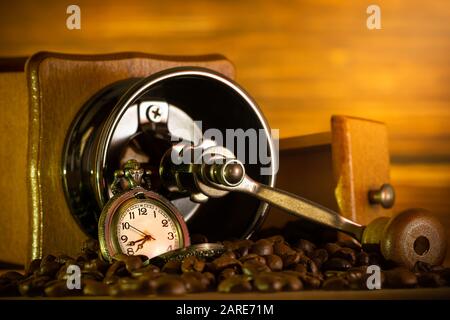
[0,0,449,244]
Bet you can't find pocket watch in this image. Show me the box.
[98,159,190,262]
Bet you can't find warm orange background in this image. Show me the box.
[0,1,449,235]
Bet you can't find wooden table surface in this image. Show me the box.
[1,288,450,300]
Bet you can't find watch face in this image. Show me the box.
[99,188,190,261]
[115,199,181,259]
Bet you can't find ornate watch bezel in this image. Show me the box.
[98,186,190,262]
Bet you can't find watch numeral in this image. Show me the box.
[153,210,157,218]
[138,208,147,215]
[161,219,168,227]
[167,232,174,240]
[167,245,173,251]
[122,222,130,230]
[127,247,134,255]
[121,235,128,243]
[129,211,135,219]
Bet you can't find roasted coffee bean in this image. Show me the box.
[282,270,303,278]
[280,273,303,291]
[413,261,433,273]
[36,261,62,277]
[131,264,160,278]
[25,259,42,276]
[45,280,82,297]
[75,255,88,268]
[346,267,365,280]
[235,246,250,258]
[123,256,143,272]
[250,239,274,256]
[211,256,241,272]
[82,238,100,258]
[355,252,370,266]
[84,258,109,274]
[384,267,418,288]
[310,249,328,266]
[239,254,266,265]
[273,242,296,256]
[103,276,119,285]
[333,248,356,265]
[218,275,252,293]
[281,252,301,268]
[181,272,208,293]
[56,262,77,280]
[81,271,104,281]
[322,276,350,290]
[297,256,319,275]
[294,264,307,274]
[298,274,321,289]
[55,254,74,265]
[221,251,237,260]
[105,261,129,280]
[109,278,146,296]
[181,256,206,273]
[139,277,159,294]
[218,268,237,282]
[322,258,352,271]
[438,268,450,284]
[324,270,346,278]
[242,260,271,276]
[83,279,109,296]
[417,272,446,288]
[204,262,215,274]
[156,276,187,296]
[162,260,181,274]
[295,239,316,256]
[265,235,285,244]
[324,243,341,255]
[0,271,24,283]
[254,273,284,292]
[18,276,51,296]
[264,255,283,271]
[41,255,57,265]
[346,268,366,289]
[0,272,23,296]
[203,272,216,286]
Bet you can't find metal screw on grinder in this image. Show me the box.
[368,183,395,209]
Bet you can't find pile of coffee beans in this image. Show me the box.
[1,236,449,297]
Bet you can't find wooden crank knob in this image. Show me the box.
[362,208,447,269]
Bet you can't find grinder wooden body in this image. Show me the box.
[0,52,235,266]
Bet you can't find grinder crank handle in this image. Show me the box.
[206,160,365,241]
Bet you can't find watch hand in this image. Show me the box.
[135,243,144,253]
[135,235,154,253]
[127,237,146,246]
[127,234,156,247]
[129,225,148,237]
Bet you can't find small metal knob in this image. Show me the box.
[368,183,395,209]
